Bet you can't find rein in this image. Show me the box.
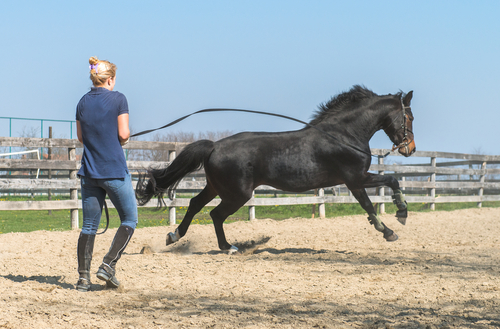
[130,107,400,158]
[97,200,110,235]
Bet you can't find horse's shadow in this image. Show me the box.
[230,236,329,255]
[1,274,110,291]
[202,247,327,255]
[250,247,329,255]
[2,274,75,289]
[163,236,332,256]
[190,249,325,255]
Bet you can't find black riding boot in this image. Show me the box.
[76,233,96,292]
[97,225,134,288]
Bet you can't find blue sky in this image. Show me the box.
[0,1,499,155]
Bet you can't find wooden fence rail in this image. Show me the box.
[1,137,500,229]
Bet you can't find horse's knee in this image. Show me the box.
[188,196,204,211]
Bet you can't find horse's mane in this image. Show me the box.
[309,85,381,125]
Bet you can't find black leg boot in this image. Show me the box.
[96,225,134,288]
[76,233,95,292]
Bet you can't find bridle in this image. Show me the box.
[390,99,414,153]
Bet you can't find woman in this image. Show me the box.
[75,56,138,292]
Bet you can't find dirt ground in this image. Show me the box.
[1,207,499,328]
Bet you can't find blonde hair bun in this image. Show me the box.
[89,56,99,65]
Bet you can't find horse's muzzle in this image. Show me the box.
[397,139,416,157]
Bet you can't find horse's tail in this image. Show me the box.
[135,140,215,208]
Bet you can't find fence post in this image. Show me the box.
[168,150,176,226]
[68,146,79,229]
[169,191,176,225]
[48,127,52,215]
[249,190,256,220]
[318,188,325,218]
[378,156,385,214]
[478,161,486,208]
[430,157,436,211]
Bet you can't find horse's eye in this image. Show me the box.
[406,110,414,121]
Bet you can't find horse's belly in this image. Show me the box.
[261,162,343,192]
[265,176,344,192]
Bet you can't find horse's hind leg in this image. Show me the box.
[350,188,398,242]
[210,199,248,253]
[166,186,216,245]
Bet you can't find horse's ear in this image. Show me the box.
[403,90,413,106]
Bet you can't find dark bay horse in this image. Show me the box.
[136,85,416,253]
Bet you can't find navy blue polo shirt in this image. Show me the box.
[76,87,129,179]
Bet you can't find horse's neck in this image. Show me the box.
[318,105,390,143]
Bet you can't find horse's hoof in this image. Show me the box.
[166,234,175,245]
[166,230,180,246]
[395,203,408,225]
[396,209,407,225]
[384,233,399,242]
[396,216,407,225]
[227,245,239,255]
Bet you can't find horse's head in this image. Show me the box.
[384,91,416,157]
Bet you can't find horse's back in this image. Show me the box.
[205,130,345,193]
[210,131,309,168]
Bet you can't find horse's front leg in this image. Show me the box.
[392,189,408,225]
[349,188,398,242]
[359,174,408,225]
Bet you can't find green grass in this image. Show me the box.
[1,194,499,234]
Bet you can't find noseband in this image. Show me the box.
[391,100,413,153]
